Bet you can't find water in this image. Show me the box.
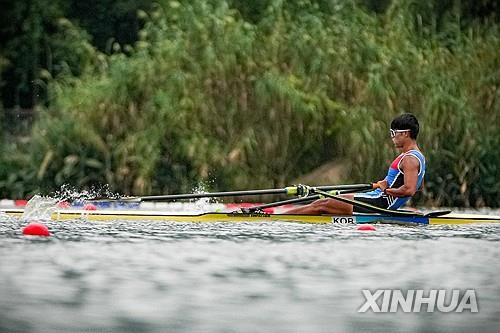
[1,214,500,333]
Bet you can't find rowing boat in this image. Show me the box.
[1,208,499,225]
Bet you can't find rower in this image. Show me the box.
[286,113,426,215]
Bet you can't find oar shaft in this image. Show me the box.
[248,195,321,211]
[137,188,289,201]
[244,188,368,212]
[130,184,373,202]
[312,188,423,217]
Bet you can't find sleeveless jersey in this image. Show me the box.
[355,149,426,209]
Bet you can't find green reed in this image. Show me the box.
[3,0,498,207]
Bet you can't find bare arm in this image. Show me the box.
[385,156,419,197]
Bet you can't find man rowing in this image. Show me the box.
[287,113,426,215]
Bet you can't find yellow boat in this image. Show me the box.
[1,208,499,225]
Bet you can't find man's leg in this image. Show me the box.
[285,195,354,215]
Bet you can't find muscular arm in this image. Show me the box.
[385,156,420,197]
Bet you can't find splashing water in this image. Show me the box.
[193,197,218,212]
[191,183,222,212]
[20,185,123,221]
[21,195,58,221]
[52,184,121,203]
[0,210,15,221]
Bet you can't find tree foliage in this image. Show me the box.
[0,0,499,207]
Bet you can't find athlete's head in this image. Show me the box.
[390,113,419,139]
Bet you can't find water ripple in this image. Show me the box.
[1,216,499,332]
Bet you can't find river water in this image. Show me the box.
[1,211,500,333]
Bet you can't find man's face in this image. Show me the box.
[391,131,409,149]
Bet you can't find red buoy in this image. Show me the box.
[15,199,28,207]
[83,203,97,210]
[57,201,70,208]
[357,224,376,231]
[22,223,50,237]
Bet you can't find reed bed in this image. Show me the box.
[2,0,498,207]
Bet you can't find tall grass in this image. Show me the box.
[5,0,499,207]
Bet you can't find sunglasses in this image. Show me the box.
[390,129,411,138]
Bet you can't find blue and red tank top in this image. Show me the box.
[356,149,426,209]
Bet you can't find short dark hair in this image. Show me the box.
[391,113,419,139]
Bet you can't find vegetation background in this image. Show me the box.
[0,0,498,207]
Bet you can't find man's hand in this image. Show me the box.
[373,180,388,191]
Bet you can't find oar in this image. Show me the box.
[94,184,374,202]
[311,188,424,217]
[242,188,368,213]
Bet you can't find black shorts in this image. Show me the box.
[353,195,390,213]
